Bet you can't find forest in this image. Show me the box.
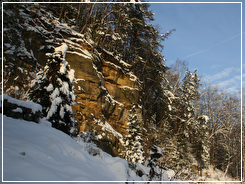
[2,1,243,182]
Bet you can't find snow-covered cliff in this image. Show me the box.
[3,3,141,157]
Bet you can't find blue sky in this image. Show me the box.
[148,0,243,94]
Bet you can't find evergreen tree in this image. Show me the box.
[124,3,171,126]
[159,69,209,179]
[175,70,208,178]
[29,44,76,135]
[121,104,144,165]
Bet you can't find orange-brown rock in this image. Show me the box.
[64,38,142,156]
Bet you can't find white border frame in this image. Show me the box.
[1,1,243,183]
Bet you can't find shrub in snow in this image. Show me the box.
[29,44,76,135]
[144,144,164,181]
[77,131,102,157]
[128,144,168,181]
[78,131,95,143]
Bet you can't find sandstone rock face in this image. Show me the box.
[65,39,142,156]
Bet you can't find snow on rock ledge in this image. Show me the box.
[54,43,68,56]
[1,94,42,123]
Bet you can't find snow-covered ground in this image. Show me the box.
[2,114,140,183]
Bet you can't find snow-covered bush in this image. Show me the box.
[144,145,165,181]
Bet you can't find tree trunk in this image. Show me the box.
[59,4,66,22]
[80,3,96,34]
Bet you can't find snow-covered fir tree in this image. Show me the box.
[174,70,208,179]
[121,104,144,165]
[29,44,76,135]
[158,69,210,179]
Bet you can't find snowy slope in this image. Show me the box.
[2,114,140,183]
[1,99,236,184]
